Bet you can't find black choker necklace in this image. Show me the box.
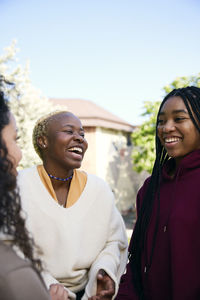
[48,173,73,182]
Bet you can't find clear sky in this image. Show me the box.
[0,0,200,125]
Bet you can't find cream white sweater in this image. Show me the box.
[18,166,128,300]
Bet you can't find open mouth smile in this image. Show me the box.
[67,147,84,160]
[164,137,181,144]
[163,137,183,150]
[68,147,83,154]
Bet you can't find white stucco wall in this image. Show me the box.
[95,127,127,180]
[95,127,148,212]
[81,126,148,213]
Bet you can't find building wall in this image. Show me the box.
[81,126,148,213]
[80,127,96,174]
[97,127,148,212]
[95,127,128,179]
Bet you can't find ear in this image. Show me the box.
[37,136,48,150]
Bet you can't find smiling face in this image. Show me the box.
[40,112,88,174]
[1,112,22,175]
[157,96,200,164]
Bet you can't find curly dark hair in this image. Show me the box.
[0,76,42,273]
[129,86,200,299]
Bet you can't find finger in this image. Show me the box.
[98,269,106,276]
[49,284,58,294]
[97,269,106,279]
[56,285,66,297]
[103,276,115,288]
[98,289,113,296]
[98,284,115,297]
[63,289,69,300]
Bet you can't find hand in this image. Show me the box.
[89,269,115,300]
[49,283,69,300]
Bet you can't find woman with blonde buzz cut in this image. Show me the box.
[18,110,128,300]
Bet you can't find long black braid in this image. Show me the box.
[130,86,200,299]
[0,76,42,274]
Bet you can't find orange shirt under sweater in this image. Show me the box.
[37,165,87,208]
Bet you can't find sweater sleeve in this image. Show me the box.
[83,203,128,300]
[41,270,76,300]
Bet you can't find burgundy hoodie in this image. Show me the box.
[116,149,200,300]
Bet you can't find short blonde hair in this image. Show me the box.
[32,110,68,159]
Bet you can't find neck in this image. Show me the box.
[48,173,73,182]
[43,162,73,179]
[51,177,72,191]
[43,163,73,190]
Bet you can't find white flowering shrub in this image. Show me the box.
[0,41,66,168]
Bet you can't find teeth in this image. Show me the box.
[165,137,180,143]
[68,147,83,153]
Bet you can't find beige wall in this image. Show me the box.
[81,126,148,213]
[80,127,97,174]
[95,127,128,179]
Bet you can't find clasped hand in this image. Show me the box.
[89,269,115,300]
[49,283,69,300]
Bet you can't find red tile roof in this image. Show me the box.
[49,98,135,132]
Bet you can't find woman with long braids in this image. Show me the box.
[0,77,68,300]
[17,110,128,300]
[116,86,200,300]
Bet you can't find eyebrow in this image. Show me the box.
[159,109,189,116]
[62,124,84,131]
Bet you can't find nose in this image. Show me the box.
[73,132,84,142]
[162,120,176,133]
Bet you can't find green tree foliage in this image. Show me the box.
[0,41,64,168]
[164,74,200,93]
[132,73,200,173]
[132,101,160,173]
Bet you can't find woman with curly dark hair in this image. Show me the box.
[0,77,68,300]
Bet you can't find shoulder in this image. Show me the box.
[138,176,151,193]
[86,172,109,185]
[17,166,39,187]
[0,242,49,300]
[87,173,113,192]
[83,173,115,206]
[0,241,31,277]
[136,176,151,210]
[18,166,38,178]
